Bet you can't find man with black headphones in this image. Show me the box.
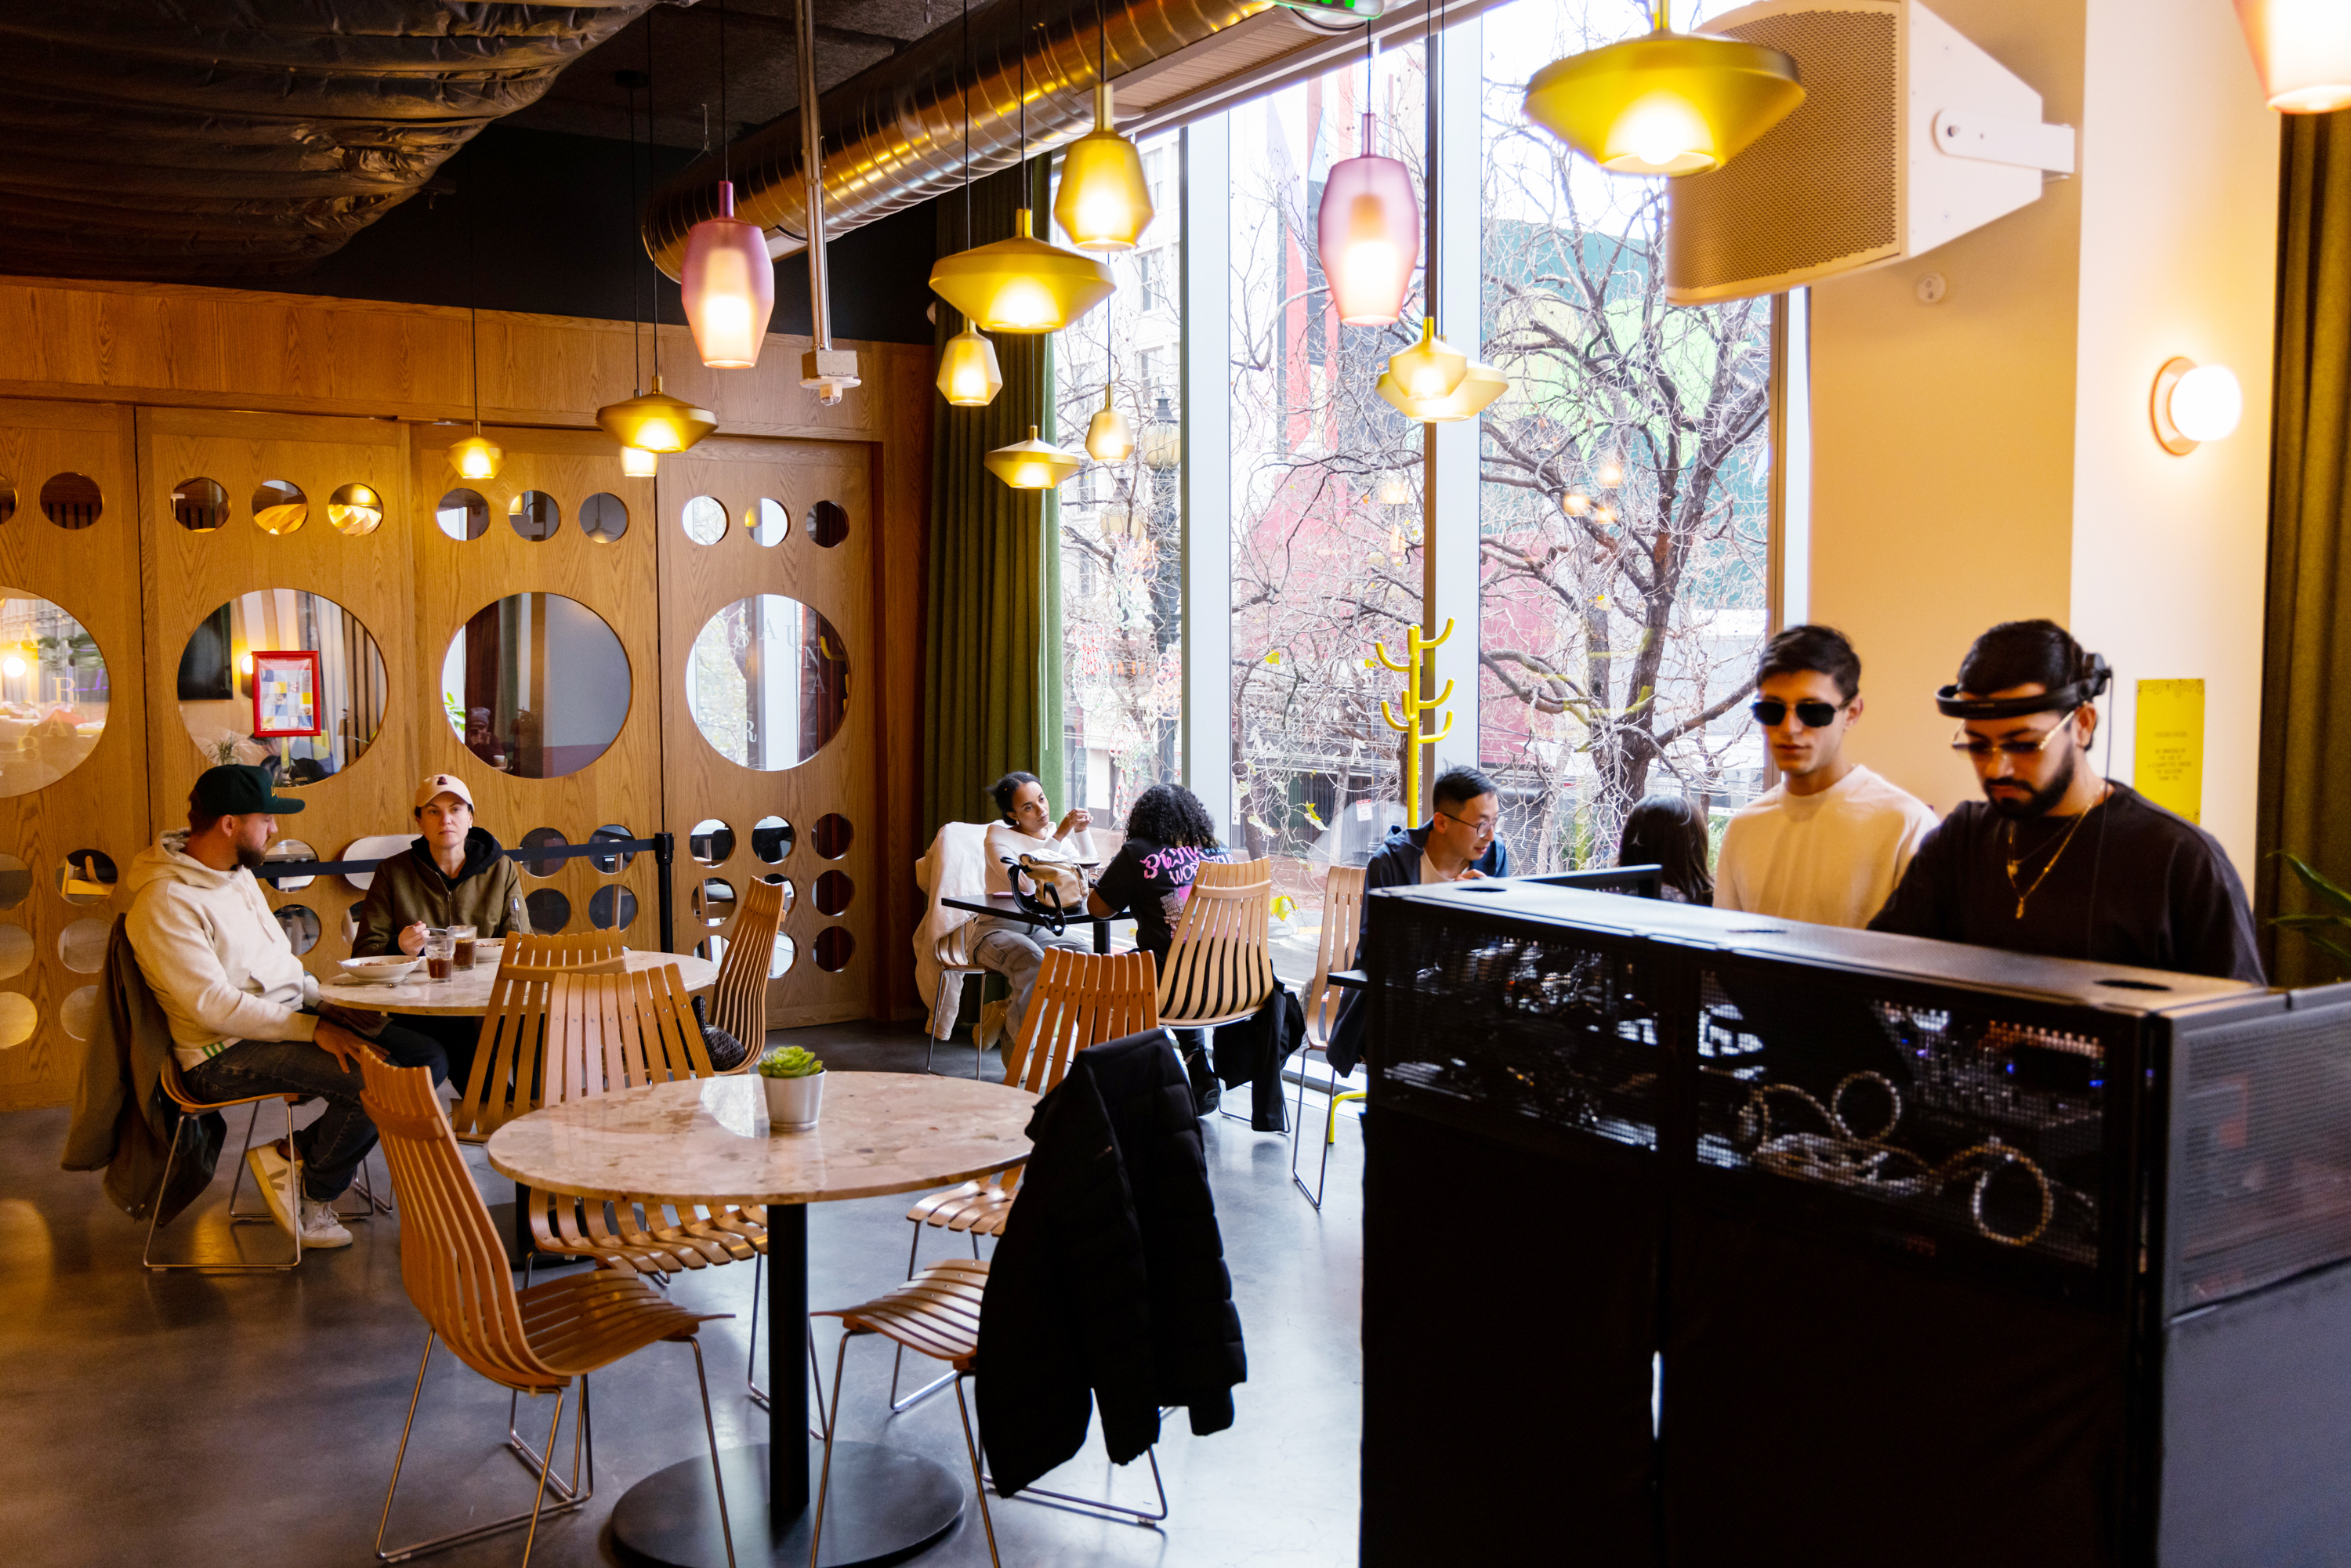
[1868,619,2264,983]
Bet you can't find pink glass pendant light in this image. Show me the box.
[1317,112,1420,327]
[681,179,776,368]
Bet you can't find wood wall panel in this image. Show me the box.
[0,400,148,1109]
[138,407,418,986]
[875,346,933,1021]
[410,429,662,954]
[659,436,877,1029]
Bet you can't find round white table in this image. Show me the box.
[315,947,717,1015]
[486,1072,1034,1568]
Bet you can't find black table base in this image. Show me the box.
[610,1441,965,1568]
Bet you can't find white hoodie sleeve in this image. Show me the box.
[127,882,318,1048]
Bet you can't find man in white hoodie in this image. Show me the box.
[128,765,440,1249]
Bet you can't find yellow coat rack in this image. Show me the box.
[1373,617,1454,816]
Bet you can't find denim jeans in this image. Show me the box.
[180,1021,448,1202]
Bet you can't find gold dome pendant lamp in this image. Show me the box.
[987,426,1083,490]
[680,4,776,369]
[1522,1,1804,178]
[936,0,1006,407]
[1053,0,1154,252]
[1376,356,1508,422]
[930,0,1115,334]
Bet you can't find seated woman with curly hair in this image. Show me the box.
[1087,783,1227,976]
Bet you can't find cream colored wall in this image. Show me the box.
[2067,0,2277,876]
[1810,0,2088,820]
[1809,0,2279,887]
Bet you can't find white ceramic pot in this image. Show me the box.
[763,1070,824,1132]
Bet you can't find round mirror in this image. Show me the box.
[526,888,571,932]
[436,488,489,541]
[520,827,568,877]
[0,593,110,797]
[581,493,629,544]
[682,494,728,545]
[806,499,849,548]
[442,594,630,778]
[752,498,790,547]
[328,483,384,538]
[261,838,317,891]
[251,480,306,535]
[752,815,793,864]
[685,596,849,770]
[40,473,101,531]
[0,476,14,526]
[815,869,855,917]
[813,813,853,860]
[690,819,734,866]
[178,589,387,784]
[815,926,855,972]
[273,904,321,955]
[509,490,561,542]
[172,477,229,532]
[58,849,116,904]
[589,824,636,873]
[589,885,638,930]
[0,925,27,980]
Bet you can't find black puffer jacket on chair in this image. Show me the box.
[975,1028,1248,1497]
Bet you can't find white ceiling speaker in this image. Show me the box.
[1664,0,2075,306]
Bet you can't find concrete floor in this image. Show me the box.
[0,1021,1364,1568]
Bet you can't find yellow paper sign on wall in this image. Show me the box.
[2135,679,2204,824]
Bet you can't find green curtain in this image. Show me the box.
[922,158,1067,842]
[2256,110,2351,984]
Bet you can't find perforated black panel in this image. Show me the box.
[2172,1006,2351,1312]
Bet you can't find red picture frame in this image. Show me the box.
[250,649,323,738]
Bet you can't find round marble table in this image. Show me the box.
[315,947,717,1016]
[486,1073,1034,1568]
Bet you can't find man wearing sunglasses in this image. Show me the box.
[1715,625,1939,926]
[1867,619,2262,983]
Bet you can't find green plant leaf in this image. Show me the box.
[2274,851,2351,917]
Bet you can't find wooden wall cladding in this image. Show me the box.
[138,407,419,987]
[0,400,148,1110]
[410,428,661,955]
[659,436,877,1030]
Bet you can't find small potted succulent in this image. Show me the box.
[756,1045,826,1132]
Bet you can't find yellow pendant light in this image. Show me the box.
[1523,2,1804,177]
[447,293,502,481]
[619,444,659,478]
[1377,358,1508,424]
[987,425,1082,490]
[1387,317,1470,400]
[596,375,718,454]
[2234,0,2351,112]
[1085,386,1133,462]
[937,320,1005,406]
[1052,12,1154,253]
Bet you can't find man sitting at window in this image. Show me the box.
[126,765,447,1251]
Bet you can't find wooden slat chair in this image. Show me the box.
[447,933,635,1145]
[357,1051,737,1568]
[1291,864,1370,1209]
[707,875,785,1066]
[883,948,1159,1411]
[1157,858,1279,1126]
[500,931,627,975]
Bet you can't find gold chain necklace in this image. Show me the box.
[2002,791,2105,919]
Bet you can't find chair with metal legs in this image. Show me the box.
[1291,864,1368,1208]
[358,1050,737,1567]
[142,1056,306,1271]
[923,918,990,1079]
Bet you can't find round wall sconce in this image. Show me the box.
[2151,357,2244,455]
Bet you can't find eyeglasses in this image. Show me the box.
[1951,722,2071,758]
[1434,808,1498,836]
[1750,697,1842,728]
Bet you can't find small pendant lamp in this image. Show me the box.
[1523,1,1805,177]
[935,0,1005,408]
[1317,31,1418,326]
[1377,357,1508,422]
[620,444,659,478]
[2233,0,2351,112]
[1054,2,1154,252]
[1085,386,1132,462]
[929,0,1114,332]
[681,5,776,368]
[598,375,718,454]
[448,288,502,480]
[987,426,1082,490]
[1387,317,1469,400]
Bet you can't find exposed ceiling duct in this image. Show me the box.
[0,1,662,280]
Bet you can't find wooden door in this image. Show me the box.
[0,400,147,1109]
[659,436,877,1030]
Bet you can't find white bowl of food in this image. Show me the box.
[336,955,423,985]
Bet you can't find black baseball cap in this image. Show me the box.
[191,764,306,817]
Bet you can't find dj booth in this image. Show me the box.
[1357,880,2351,1567]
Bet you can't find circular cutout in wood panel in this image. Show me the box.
[57,849,115,904]
[685,596,849,771]
[274,903,321,955]
[814,925,854,972]
[752,815,793,863]
[0,925,31,980]
[815,869,854,916]
[40,473,101,531]
[436,488,490,541]
[682,494,727,545]
[178,589,386,785]
[589,884,637,931]
[760,875,796,916]
[0,994,37,1048]
[525,887,571,932]
[442,594,629,777]
[0,477,14,526]
[0,856,31,911]
[806,499,849,548]
[509,490,561,541]
[812,814,853,860]
[694,876,736,926]
[0,592,110,796]
[701,929,796,979]
[752,498,790,547]
[690,819,734,866]
[262,839,317,891]
[589,824,636,873]
[581,492,629,544]
[328,483,384,538]
[58,917,107,972]
[62,985,98,1042]
[252,480,307,535]
[172,477,229,532]
[519,827,568,877]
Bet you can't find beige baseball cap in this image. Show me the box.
[414,773,476,810]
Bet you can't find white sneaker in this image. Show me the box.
[297,1197,353,1249]
[246,1144,299,1238]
